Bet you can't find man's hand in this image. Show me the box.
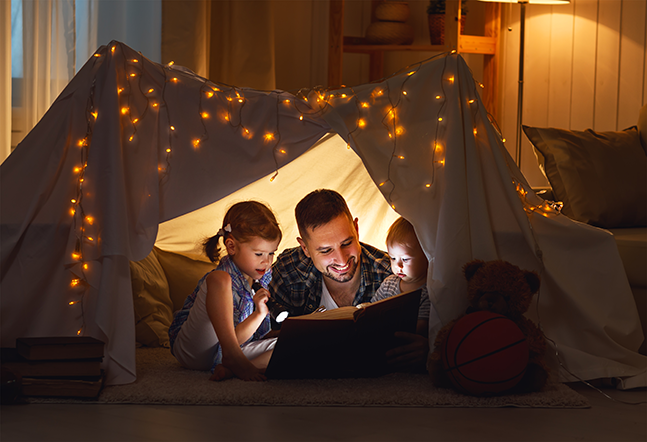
[386,332,429,372]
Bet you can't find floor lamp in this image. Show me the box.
[478,0,570,167]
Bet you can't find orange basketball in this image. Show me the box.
[441,311,529,396]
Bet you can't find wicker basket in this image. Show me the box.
[366,21,414,45]
[374,1,410,23]
[428,14,466,45]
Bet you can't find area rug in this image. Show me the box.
[29,348,590,408]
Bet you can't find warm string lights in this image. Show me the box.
[66,44,536,337]
[513,179,563,218]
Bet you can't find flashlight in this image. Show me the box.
[252,281,289,323]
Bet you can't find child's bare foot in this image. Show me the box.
[222,355,267,381]
[209,364,234,381]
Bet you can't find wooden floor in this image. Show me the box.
[1,383,646,441]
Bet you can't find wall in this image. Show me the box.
[499,0,647,186]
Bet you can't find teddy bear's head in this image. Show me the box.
[463,260,540,318]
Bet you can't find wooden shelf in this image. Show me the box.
[328,0,501,119]
[343,36,496,55]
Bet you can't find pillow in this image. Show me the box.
[523,125,647,228]
[154,247,218,313]
[638,104,647,155]
[129,251,173,347]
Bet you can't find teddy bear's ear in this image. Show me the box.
[524,270,540,293]
[463,260,485,281]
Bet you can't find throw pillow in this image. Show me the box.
[154,247,218,313]
[523,125,647,228]
[129,251,173,347]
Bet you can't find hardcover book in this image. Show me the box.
[265,288,421,379]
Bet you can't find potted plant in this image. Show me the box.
[427,0,467,45]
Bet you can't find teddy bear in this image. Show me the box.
[428,259,549,395]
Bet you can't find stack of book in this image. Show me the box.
[1,336,105,398]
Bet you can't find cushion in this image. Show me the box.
[523,125,647,228]
[154,247,218,313]
[129,251,173,347]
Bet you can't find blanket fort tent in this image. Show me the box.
[2,41,645,387]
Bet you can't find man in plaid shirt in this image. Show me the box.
[269,189,428,371]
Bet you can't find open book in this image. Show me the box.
[265,288,421,379]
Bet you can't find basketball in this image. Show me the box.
[441,311,529,396]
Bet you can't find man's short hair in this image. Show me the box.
[295,189,353,238]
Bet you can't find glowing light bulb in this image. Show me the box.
[192,139,201,148]
[69,300,78,305]
[132,118,139,124]
[358,119,366,128]
[502,138,507,143]
[129,73,136,77]
[346,143,351,149]
[438,117,443,122]
[117,87,124,94]
[152,103,159,108]
[71,279,80,287]
[72,252,81,260]
[299,115,304,121]
[402,91,407,96]
[129,135,134,142]
[71,199,77,204]
[468,99,475,104]
[435,95,442,100]
[391,204,396,210]
[167,61,175,67]
[398,155,404,160]
[93,54,101,58]
[77,328,82,335]
[201,112,209,119]
[206,91,214,98]
[170,126,175,131]
[340,94,347,98]
[148,88,154,94]
[74,167,82,173]
[264,133,275,142]
[279,149,287,154]
[473,128,478,135]
[379,182,385,187]
[78,140,85,147]
[83,263,89,270]
[407,71,415,76]
[91,111,98,120]
[166,148,171,153]
[111,46,115,53]
[425,183,431,188]
[70,208,76,216]
[85,216,94,225]
[87,237,94,242]
[448,76,454,83]
[238,98,244,103]
[121,107,129,115]
[171,77,178,83]
[131,59,139,63]
[361,102,369,108]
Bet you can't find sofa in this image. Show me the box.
[523,104,647,355]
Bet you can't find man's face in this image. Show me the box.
[297,215,361,284]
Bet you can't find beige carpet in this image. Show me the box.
[32,348,590,408]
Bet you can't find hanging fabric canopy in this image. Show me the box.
[2,41,644,387]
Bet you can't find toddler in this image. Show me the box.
[372,217,431,336]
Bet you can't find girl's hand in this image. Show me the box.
[252,287,270,317]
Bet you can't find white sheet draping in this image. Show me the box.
[1,42,644,387]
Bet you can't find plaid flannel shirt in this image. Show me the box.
[269,242,392,324]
